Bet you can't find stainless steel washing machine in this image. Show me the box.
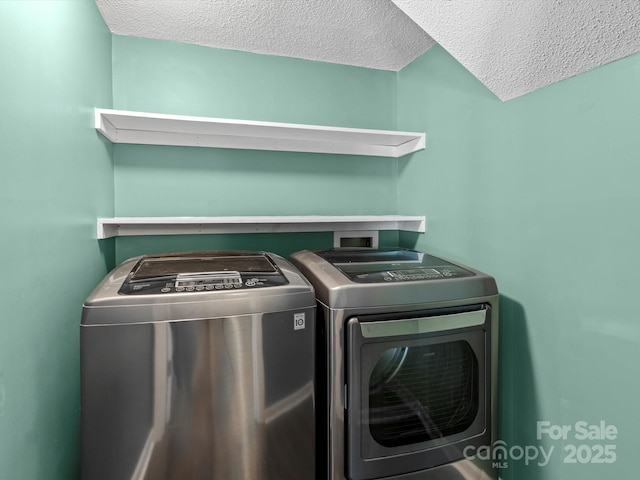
[81,251,316,480]
[289,248,499,480]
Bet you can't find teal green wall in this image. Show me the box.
[398,45,640,479]
[3,5,636,478]
[0,2,113,479]
[111,36,399,262]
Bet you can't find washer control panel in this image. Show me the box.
[120,270,289,295]
[175,271,243,291]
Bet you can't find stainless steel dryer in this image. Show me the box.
[289,248,499,480]
[81,251,316,480]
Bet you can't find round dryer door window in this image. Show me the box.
[368,340,479,448]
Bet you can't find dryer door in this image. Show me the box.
[345,305,492,480]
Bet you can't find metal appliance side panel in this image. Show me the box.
[82,290,315,326]
[321,296,499,480]
[81,307,315,480]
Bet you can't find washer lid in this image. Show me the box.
[314,248,474,283]
[130,252,277,280]
[119,251,288,295]
[82,251,316,325]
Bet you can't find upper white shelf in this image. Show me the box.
[97,215,426,239]
[95,108,425,158]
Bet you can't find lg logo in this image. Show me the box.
[294,313,306,330]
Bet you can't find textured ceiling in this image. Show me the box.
[96,0,640,101]
[95,0,434,71]
[393,0,640,101]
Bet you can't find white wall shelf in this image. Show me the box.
[97,215,426,239]
[95,108,425,158]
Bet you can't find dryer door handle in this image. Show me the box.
[358,309,486,338]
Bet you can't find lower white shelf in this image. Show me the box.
[97,215,426,239]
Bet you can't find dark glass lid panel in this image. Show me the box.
[314,248,474,282]
[368,341,479,447]
[131,255,276,281]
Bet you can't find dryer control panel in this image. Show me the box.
[382,267,468,282]
[313,248,474,284]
